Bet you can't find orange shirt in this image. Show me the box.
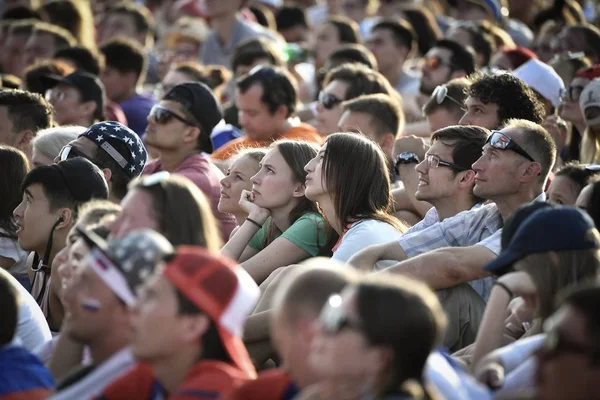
[224,369,298,400]
[211,123,324,161]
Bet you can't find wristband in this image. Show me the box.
[494,282,514,299]
[246,218,263,229]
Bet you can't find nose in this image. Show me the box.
[220,175,230,188]
[13,201,24,219]
[472,155,484,172]
[304,157,315,173]
[239,112,248,128]
[250,171,260,185]
[458,112,470,125]
[415,158,428,174]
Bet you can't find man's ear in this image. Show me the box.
[378,133,396,156]
[458,169,476,189]
[102,168,112,183]
[17,130,34,150]
[81,101,98,120]
[522,162,542,182]
[56,208,74,230]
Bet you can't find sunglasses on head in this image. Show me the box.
[58,144,95,163]
[486,131,535,162]
[318,294,364,335]
[318,92,343,110]
[560,85,586,102]
[423,56,454,71]
[149,105,199,127]
[432,85,466,111]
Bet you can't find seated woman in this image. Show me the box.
[302,274,446,400]
[304,132,407,267]
[218,149,267,238]
[547,162,600,205]
[221,140,330,283]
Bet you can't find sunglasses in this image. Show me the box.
[149,105,199,127]
[58,144,95,163]
[423,56,455,71]
[425,154,468,171]
[45,88,68,102]
[318,92,343,110]
[487,131,535,162]
[432,85,466,111]
[560,85,586,102]
[538,330,592,361]
[318,294,364,335]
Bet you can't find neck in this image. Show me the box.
[159,147,198,172]
[381,66,402,88]
[36,228,68,267]
[261,120,292,141]
[431,193,476,221]
[89,331,129,365]
[210,13,238,46]
[316,195,340,233]
[233,212,248,227]
[114,88,136,104]
[491,187,542,222]
[153,350,200,394]
[270,199,302,232]
[71,116,94,128]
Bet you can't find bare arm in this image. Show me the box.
[382,245,494,289]
[347,241,408,271]
[220,219,263,261]
[48,324,85,382]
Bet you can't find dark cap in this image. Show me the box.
[484,206,600,275]
[163,82,222,154]
[44,71,106,121]
[53,158,109,202]
[500,202,553,250]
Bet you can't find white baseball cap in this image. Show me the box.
[513,59,565,108]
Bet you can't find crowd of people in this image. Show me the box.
[0,0,600,399]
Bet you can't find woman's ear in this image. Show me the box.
[293,182,306,198]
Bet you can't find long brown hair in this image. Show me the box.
[263,140,335,256]
[322,133,407,232]
[0,146,30,239]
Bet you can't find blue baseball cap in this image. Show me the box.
[484,206,600,275]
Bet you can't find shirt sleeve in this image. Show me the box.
[398,212,469,257]
[280,214,326,257]
[332,221,402,262]
[478,229,502,255]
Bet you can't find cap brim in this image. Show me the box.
[41,74,73,88]
[483,248,523,276]
[217,326,257,379]
[76,227,110,257]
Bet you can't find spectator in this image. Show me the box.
[490,47,537,71]
[212,67,322,160]
[54,46,105,76]
[419,39,476,97]
[160,17,208,75]
[22,59,75,96]
[553,24,600,65]
[57,121,148,203]
[446,22,496,68]
[313,16,360,70]
[422,77,470,132]
[23,21,77,67]
[39,0,95,49]
[158,62,231,103]
[275,6,309,43]
[547,163,600,206]
[579,78,600,164]
[513,59,565,116]
[100,38,155,136]
[142,83,237,241]
[4,19,35,77]
[0,89,54,161]
[99,2,154,49]
[44,71,106,127]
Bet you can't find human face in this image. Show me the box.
[23,32,56,67]
[237,84,285,140]
[251,147,303,210]
[420,47,455,95]
[3,33,28,77]
[101,14,141,44]
[219,155,261,214]
[366,28,406,72]
[315,80,349,136]
[427,108,462,133]
[310,287,382,381]
[341,0,366,22]
[13,183,63,253]
[57,235,90,297]
[109,189,159,239]
[304,143,327,201]
[575,183,593,212]
[202,0,240,19]
[471,127,527,200]
[552,28,585,56]
[414,140,462,203]
[315,23,341,67]
[145,100,195,151]
[100,66,128,103]
[459,97,500,129]
[536,305,600,400]
[62,261,126,345]
[547,175,579,206]
[31,148,55,168]
[560,77,588,124]
[47,84,89,126]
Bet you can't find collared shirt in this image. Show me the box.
[396,194,546,300]
[405,203,484,235]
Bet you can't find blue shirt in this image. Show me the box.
[120,93,155,137]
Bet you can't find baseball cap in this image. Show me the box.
[163,246,260,378]
[78,228,175,306]
[79,121,148,178]
[44,71,106,121]
[484,206,600,275]
[580,78,600,126]
[163,82,223,154]
[513,59,565,108]
[42,158,109,202]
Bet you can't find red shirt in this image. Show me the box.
[224,369,298,400]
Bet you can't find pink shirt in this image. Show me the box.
[143,154,236,242]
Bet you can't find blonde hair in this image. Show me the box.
[581,128,600,164]
[33,126,86,160]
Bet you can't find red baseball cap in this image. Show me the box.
[163,246,259,378]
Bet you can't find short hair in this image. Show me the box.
[0,273,18,346]
[328,44,378,70]
[275,6,307,31]
[33,126,85,161]
[434,39,476,76]
[23,58,75,95]
[343,94,404,138]
[566,24,600,63]
[555,162,600,197]
[324,63,399,103]
[504,119,557,180]
[326,16,360,45]
[100,38,147,85]
[54,46,106,76]
[32,21,77,50]
[0,89,53,134]
[453,22,496,67]
[231,37,285,74]
[236,66,297,117]
[372,19,416,54]
[171,62,231,91]
[77,199,121,227]
[106,2,154,36]
[468,73,547,125]
[423,77,471,116]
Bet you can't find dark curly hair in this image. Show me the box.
[468,73,546,125]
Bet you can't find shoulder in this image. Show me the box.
[174,361,252,399]
[99,363,155,400]
[225,369,291,400]
[347,219,400,236]
[284,124,323,144]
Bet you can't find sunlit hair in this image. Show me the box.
[322,133,407,232]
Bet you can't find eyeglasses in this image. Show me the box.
[45,88,67,102]
[560,85,586,102]
[538,330,592,361]
[486,131,535,162]
[318,294,364,335]
[426,154,468,171]
[149,105,199,127]
[57,144,95,163]
[318,92,343,110]
[432,85,466,111]
[423,56,455,71]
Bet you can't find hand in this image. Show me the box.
[498,271,537,298]
[542,115,568,154]
[347,245,383,271]
[239,190,270,223]
[393,135,429,161]
[475,361,505,389]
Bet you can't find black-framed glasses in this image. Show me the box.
[57,144,95,163]
[318,294,364,335]
[487,131,535,162]
[432,85,466,111]
[318,92,343,110]
[538,330,593,361]
[426,154,468,171]
[560,85,586,102]
[149,105,199,127]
